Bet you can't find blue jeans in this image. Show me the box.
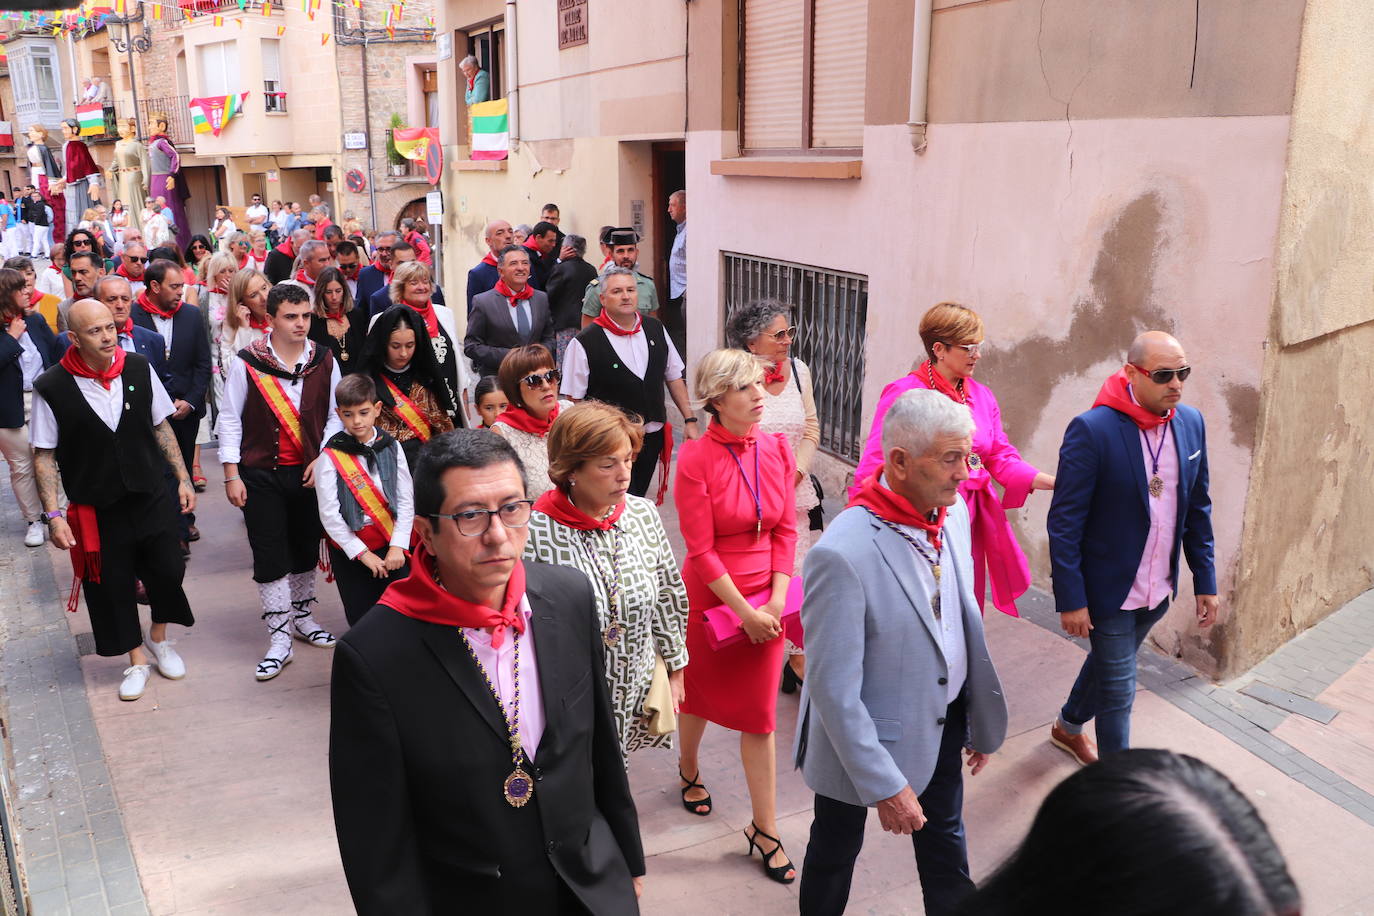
[1060,599,1170,755]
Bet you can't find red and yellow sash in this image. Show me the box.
[246,365,305,454]
[326,448,395,553]
[382,376,433,442]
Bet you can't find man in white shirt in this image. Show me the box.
[31,298,196,702]
[245,193,269,231]
[561,265,699,498]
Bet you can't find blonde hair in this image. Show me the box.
[224,268,269,334]
[546,402,645,493]
[919,302,985,362]
[201,251,238,287]
[389,260,432,305]
[692,348,767,417]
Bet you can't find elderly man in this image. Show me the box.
[266,227,312,285]
[366,241,449,316]
[282,239,332,294]
[356,229,399,308]
[580,229,659,328]
[115,242,148,297]
[94,275,165,373]
[466,219,514,312]
[460,55,490,105]
[113,225,143,257]
[330,430,644,913]
[308,193,330,219]
[31,299,196,701]
[666,190,687,354]
[57,250,106,333]
[464,244,554,378]
[1048,330,1216,764]
[795,389,1008,916]
[311,206,335,241]
[561,265,698,499]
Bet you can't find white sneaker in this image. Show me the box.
[144,636,186,680]
[119,665,152,701]
[23,521,46,548]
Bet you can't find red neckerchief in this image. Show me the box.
[533,488,625,531]
[210,285,229,296]
[1093,370,1174,431]
[848,467,947,551]
[480,251,499,267]
[238,254,250,270]
[137,290,179,320]
[593,308,641,337]
[117,317,133,336]
[60,344,126,390]
[917,360,968,405]
[523,239,543,260]
[247,311,271,332]
[494,402,559,436]
[380,545,528,648]
[407,301,439,337]
[371,259,392,280]
[599,256,612,270]
[114,263,141,283]
[250,250,266,266]
[48,263,62,273]
[293,269,317,287]
[763,361,786,386]
[64,503,102,612]
[705,418,756,449]
[29,289,44,307]
[274,240,295,259]
[494,279,532,303]
[467,73,476,91]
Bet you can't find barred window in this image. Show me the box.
[723,253,868,461]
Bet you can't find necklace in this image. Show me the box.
[1142,423,1171,499]
[575,523,625,647]
[927,362,969,406]
[435,562,534,807]
[326,315,349,363]
[721,440,763,540]
[864,508,944,620]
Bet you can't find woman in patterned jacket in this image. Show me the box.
[524,401,689,763]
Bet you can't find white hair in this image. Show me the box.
[460,55,479,69]
[881,388,976,457]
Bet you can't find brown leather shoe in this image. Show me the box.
[1050,722,1098,766]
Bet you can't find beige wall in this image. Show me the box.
[1226,0,1374,676]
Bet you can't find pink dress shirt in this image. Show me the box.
[461,596,546,760]
[1123,419,1179,610]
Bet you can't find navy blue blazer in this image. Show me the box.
[130,304,211,417]
[0,313,63,428]
[367,283,446,319]
[356,265,388,315]
[1047,403,1216,614]
[466,260,499,314]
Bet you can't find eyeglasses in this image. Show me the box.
[375,245,394,253]
[430,500,535,537]
[1130,364,1192,385]
[124,256,149,264]
[338,261,360,271]
[768,325,797,342]
[72,240,93,247]
[521,369,561,389]
[942,342,983,358]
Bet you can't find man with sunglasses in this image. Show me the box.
[356,230,398,310]
[115,242,148,297]
[334,240,362,298]
[1047,330,1216,765]
[329,429,645,914]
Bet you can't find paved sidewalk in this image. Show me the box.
[5,462,1374,913]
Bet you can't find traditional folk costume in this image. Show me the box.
[315,428,414,625]
[148,130,191,252]
[217,333,343,679]
[61,133,102,237]
[29,348,195,657]
[526,491,689,762]
[26,139,64,244]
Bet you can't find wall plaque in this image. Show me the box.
[558,0,588,50]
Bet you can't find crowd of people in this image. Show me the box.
[0,185,1301,915]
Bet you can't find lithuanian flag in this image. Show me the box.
[468,98,508,161]
[75,102,104,136]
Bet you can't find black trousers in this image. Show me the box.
[629,427,665,498]
[240,466,323,583]
[83,490,195,657]
[169,414,200,540]
[664,294,687,359]
[327,543,409,626]
[799,695,974,916]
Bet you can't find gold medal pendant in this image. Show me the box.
[603,623,621,647]
[504,767,534,807]
[1149,474,1164,499]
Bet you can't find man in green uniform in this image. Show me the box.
[580,228,660,327]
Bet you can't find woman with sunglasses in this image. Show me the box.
[64,227,114,273]
[853,302,1054,617]
[358,304,455,467]
[185,234,214,271]
[728,299,819,692]
[489,344,569,499]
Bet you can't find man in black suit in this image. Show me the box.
[130,259,210,550]
[464,244,555,377]
[354,229,397,310]
[264,227,311,285]
[330,430,644,914]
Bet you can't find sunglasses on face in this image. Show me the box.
[768,325,797,342]
[521,369,561,389]
[943,342,983,358]
[1131,364,1192,385]
[124,256,149,264]
[73,240,93,247]
[338,262,360,271]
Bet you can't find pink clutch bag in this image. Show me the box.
[701,577,806,650]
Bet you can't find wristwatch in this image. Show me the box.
[683,417,699,424]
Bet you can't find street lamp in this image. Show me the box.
[105,0,151,138]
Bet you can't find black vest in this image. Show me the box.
[32,354,164,508]
[576,317,669,425]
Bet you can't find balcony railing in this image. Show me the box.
[264,84,287,114]
[139,95,194,148]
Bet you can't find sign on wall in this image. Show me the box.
[631,199,645,239]
[343,131,367,150]
[558,0,588,49]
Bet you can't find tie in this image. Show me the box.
[513,300,530,341]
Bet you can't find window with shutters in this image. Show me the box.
[740,0,868,153]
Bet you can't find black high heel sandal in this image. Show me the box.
[678,768,712,816]
[744,822,796,885]
[780,662,803,694]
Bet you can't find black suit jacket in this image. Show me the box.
[546,257,599,332]
[464,287,555,377]
[329,563,643,915]
[130,304,211,417]
[0,313,63,428]
[264,248,295,285]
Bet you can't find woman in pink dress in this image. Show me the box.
[674,348,799,885]
[852,302,1055,616]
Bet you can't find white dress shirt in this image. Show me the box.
[216,336,343,464]
[30,368,176,449]
[315,429,415,559]
[560,320,685,434]
[18,333,43,390]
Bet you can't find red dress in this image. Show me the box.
[675,423,797,734]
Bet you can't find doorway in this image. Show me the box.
[651,141,686,356]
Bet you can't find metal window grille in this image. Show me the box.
[264,83,287,113]
[722,252,868,462]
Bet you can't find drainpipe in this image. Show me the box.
[907,0,933,153]
[505,0,519,142]
[361,33,378,228]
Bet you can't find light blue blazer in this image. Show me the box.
[793,498,1008,807]
[465,70,491,106]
